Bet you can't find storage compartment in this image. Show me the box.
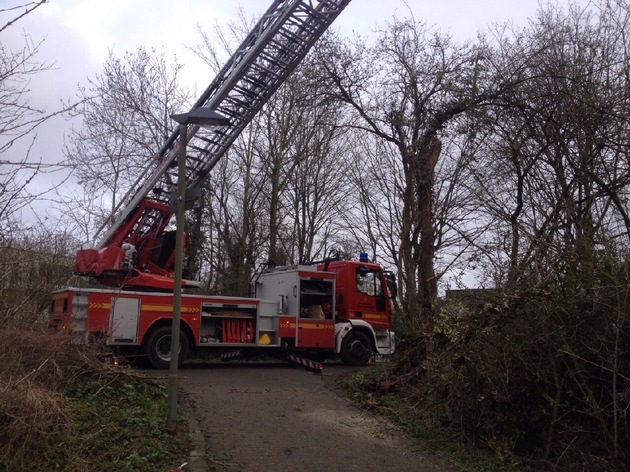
[255,266,334,318]
[299,279,333,319]
[199,303,256,345]
[198,301,280,346]
[255,301,280,346]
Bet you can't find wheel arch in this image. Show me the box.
[335,320,376,354]
[141,317,195,350]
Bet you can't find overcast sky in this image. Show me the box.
[3,0,583,226]
[6,0,565,110]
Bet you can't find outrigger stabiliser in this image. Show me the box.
[219,349,324,374]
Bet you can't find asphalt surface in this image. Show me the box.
[169,360,462,472]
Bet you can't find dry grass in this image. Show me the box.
[0,326,140,468]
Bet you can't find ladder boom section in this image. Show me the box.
[75,0,351,290]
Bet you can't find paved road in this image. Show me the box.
[172,360,462,472]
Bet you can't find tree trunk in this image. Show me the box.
[414,135,441,329]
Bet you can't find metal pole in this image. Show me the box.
[166,122,187,433]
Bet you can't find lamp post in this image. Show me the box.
[166,108,230,433]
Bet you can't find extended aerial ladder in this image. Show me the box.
[73,0,351,290]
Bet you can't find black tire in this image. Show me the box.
[144,325,190,370]
[340,330,373,366]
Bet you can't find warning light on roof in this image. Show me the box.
[359,252,369,262]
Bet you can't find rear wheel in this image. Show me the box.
[144,325,189,370]
[340,330,372,366]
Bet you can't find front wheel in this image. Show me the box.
[144,325,189,370]
[340,330,373,366]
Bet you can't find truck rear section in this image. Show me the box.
[50,288,284,369]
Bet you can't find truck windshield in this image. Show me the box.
[355,268,383,296]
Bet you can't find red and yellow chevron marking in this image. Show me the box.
[141,304,200,314]
[89,302,110,310]
[298,323,334,330]
[280,321,296,329]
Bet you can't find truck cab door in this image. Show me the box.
[353,267,389,328]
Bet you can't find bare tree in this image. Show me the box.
[412,2,630,468]
[469,0,630,286]
[318,21,496,328]
[191,14,357,293]
[61,47,194,242]
[1,1,72,237]
[257,53,353,265]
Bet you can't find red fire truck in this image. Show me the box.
[48,0,396,370]
[49,255,396,370]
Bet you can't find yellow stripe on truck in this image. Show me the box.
[299,323,334,330]
[142,304,200,313]
[88,302,199,314]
